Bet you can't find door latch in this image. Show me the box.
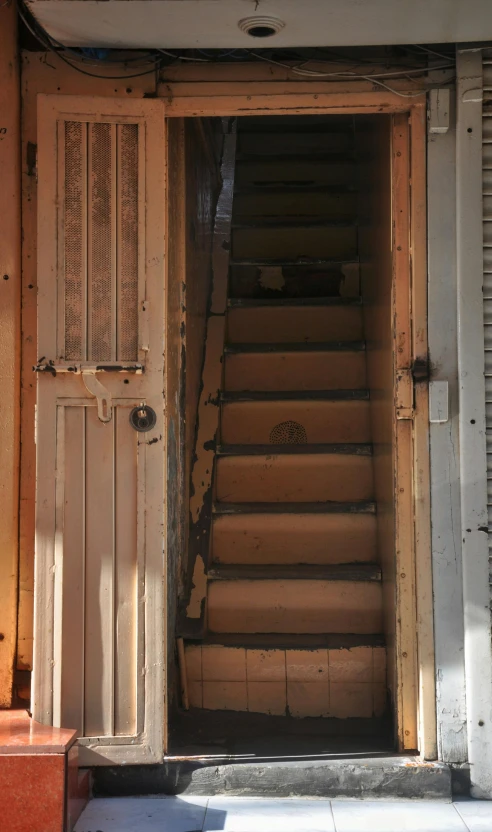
[82,372,112,423]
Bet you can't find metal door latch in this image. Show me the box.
[82,372,112,423]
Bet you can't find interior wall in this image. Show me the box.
[356,116,396,715]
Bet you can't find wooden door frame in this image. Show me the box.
[162,89,431,756]
[22,54,432,759]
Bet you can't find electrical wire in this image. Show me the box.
[16,0,455,95]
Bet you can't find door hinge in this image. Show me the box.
[396,368,414,420]
[396,357,431,420]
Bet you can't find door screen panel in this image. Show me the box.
[62,120,140,363]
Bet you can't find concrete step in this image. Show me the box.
[183,639,386,718]
[227,302,363,343]
[207,576,383,634]
[211,511,378,565]
[93,753,452,800]
[220,398,371,444]
[215,453,374,503]
[224,349,367,391]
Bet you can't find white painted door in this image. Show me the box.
[32,95,167,765]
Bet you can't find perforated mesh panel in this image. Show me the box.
[90,122,113,362]
[64,121,85,360]
[118,124,139,361]
[61,120,140,363]
[269,420,308,444]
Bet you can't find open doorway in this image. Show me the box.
[170,112,419,757]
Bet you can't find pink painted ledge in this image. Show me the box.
[0,709,78,754]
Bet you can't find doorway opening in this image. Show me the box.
[171,112,407,757]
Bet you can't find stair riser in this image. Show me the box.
[236,161,356,187]
[215,454,374,503]
[207,579,383,634]
[232,227,357,261]
[221,400,370,445]
[184,643,386,718]
[224,352,367,391]
[233,191,357,220]
[212,513,377,565]
[227,306,363,343]
[238,132,353,156]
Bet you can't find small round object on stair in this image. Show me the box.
[269,420,307,444]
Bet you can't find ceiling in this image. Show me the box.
[25,0,492,49]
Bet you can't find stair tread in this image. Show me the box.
[231,257,359,266]
[221,389,369,402]
[228,297,362,308]
[189,633,386,649]
[232,219,357,229]
[217,443,372,457]
[235,185,358,195]
[236,153,355,163]
[207,563,381,582]
[213,501,376,515]
[225,341,365,354]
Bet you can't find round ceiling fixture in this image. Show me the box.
[238,16,285,38]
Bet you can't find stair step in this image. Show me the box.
[225,341,365,354]
[213,501,377,515]
[230,257,359,267]
[184,640,386,717]
[227,297,362,308]
[224,350,367,392]
[217,444,372,456]
[201,633,385,649]
[212,511,377,565]
[232,227,357,261]
[237,132,352,156]
[236,153,355,164]
[207,578,383,634]
[221,389,368,401]
[207,564,382,582]
[221,399,370,444]
[232,219,357,229]
[235,160,355,189]
[235,184,358,195]
[227,303,362,343]
[215,453,374,503]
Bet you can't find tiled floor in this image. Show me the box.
[74,796,492,832]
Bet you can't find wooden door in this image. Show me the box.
[32,95,166,765]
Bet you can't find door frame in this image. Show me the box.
[22,54,431,759]
[160,90,431,756]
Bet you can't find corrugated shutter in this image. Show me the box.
[483,51,492,587]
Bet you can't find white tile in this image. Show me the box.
[74,796,209,832]
[330,800,468,832]
[455,800,492,831]
[204,797,335,832]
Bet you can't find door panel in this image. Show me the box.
[33,96,166,765]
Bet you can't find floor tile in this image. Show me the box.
[330,800,468,832]
[204,797,335,831]
[455,800,492,831]
[74,796,209,832]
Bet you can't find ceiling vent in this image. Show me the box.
[238,16,285,38]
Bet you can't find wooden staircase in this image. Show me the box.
[184,117,387,725]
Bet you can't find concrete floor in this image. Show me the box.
[75,795,492,832]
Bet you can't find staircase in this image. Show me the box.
[184,116,387,728]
